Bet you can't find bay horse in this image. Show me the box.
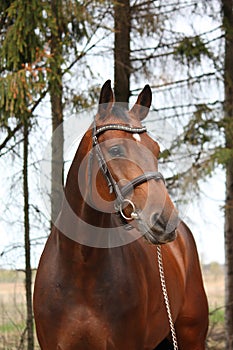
[34,80,208,349]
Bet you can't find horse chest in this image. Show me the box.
[48,260,164,349]
[50,253,151,323]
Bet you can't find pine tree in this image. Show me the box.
[0,2,48,348]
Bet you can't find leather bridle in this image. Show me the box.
[92,122,165,221]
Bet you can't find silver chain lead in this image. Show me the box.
[157,245,179,350]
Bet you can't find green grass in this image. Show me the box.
[0,321,25,333]
[209,307,225,325]
[207,307,225,350]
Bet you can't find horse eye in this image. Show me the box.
[108,145,125,158]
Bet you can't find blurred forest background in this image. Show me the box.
[0,0,233,349]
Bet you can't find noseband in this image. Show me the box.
[92,122,165,221]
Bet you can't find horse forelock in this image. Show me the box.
[110,105,130,122]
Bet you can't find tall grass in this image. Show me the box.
[0,269,39,350]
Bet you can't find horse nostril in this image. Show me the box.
[150,213,158,226]
[150,213,165,230]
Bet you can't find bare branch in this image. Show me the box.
[0,123,22,153]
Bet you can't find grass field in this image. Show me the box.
[0,265,225,349]
[202,263,225,349]
[0,270,38,350]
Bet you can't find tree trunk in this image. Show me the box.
[50,0,64,224]
[114,0,131,103]
[23,119,34,350]
[222,0,233,348]
[50,80,64,224]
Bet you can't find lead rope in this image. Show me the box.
[157,245,179,350]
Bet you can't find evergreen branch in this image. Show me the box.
[131,32,224,54]
[130,33,224,62]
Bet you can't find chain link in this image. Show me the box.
[157,245,179,350]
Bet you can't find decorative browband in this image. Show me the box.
[94,124,147,139]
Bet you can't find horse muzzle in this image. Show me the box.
[139,210,179,245]
[144,228,178,245]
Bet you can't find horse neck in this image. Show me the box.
[62,139,113,226]
[56,129,143,263]
[56,133,117,262]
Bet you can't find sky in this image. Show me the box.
[182,168,225,264]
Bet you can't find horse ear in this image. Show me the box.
[130,85,152,120]
[98,80,114,119]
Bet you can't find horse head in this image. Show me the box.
[77,80,179,245]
